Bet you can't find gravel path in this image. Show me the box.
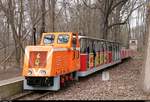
[41,54,150,100]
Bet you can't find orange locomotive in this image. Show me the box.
[22,32,80,91]
[22,32,133,91]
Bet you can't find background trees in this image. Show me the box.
[0,0,146,70]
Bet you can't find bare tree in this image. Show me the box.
[0,0,25,66]
[141,0,150,93]
[40,0,46,38]
[83,0,145,41]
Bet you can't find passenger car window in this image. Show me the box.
[80,38,87,53]
[58,34,69,44]
[44,34,55,44]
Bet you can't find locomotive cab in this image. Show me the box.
[22,32,80,91]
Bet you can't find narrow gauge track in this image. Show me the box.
[9,91,53,100]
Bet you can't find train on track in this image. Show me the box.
[22,32,134,91]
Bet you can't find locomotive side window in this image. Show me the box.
[44,34,55,44]
[58,34,69,44]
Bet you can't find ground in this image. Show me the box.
[41,52,150,100]
[1,52,150,100]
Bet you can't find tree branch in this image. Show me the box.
[110,0,128,14]
[108,2,146,29]
[82,0,105,14]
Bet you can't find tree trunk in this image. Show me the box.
[103,18,109,39]
[40,0,46,38]
[141,3,150,93]
[102,0,109,40]
[49,0,56,32]
[127,20,131,48]
[8,0,22,66]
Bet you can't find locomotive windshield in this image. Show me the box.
[58,34,69,44]
[44,34,55,44]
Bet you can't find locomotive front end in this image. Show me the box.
[23,46,53,77]
[22,32,80,91]
[22,46,61,91]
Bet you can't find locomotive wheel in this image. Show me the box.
[60,73,75,88]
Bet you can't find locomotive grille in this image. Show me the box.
[29,51,47,68]
[26,77,54,87]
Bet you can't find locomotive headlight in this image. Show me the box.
[39,70,46,75]
[28,70,32,76]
